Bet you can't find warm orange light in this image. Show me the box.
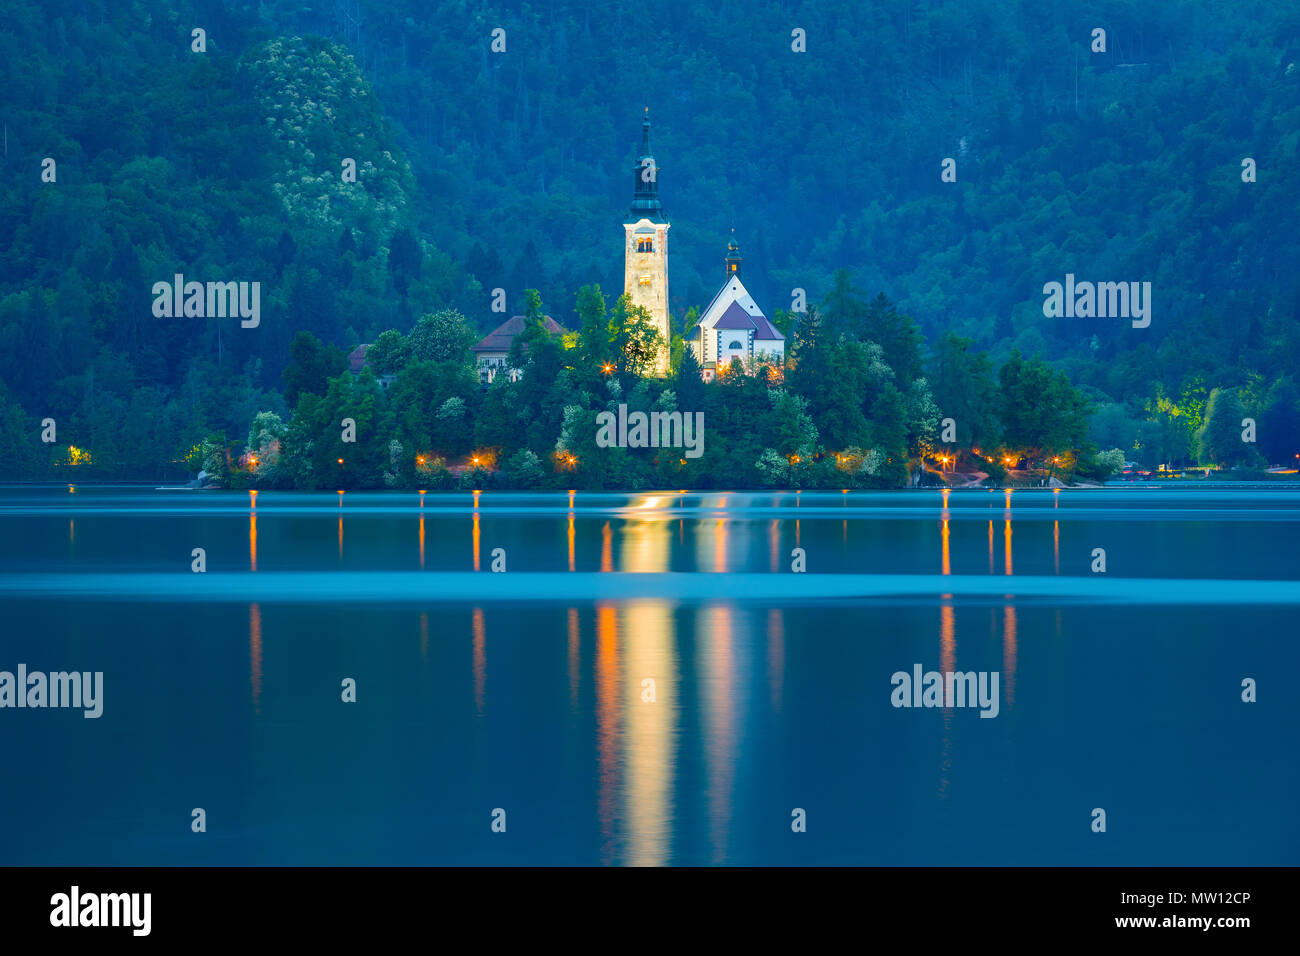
[337,458,344,464]
[601,363,614,375]
[417,456,425,464]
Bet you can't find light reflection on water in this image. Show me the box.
[2,488,1298,865]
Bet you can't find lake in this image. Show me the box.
[1,486,1297,865]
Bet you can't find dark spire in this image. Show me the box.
[627,107,665,223]
[725,229,741,276]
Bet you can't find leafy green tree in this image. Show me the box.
[998,350,1091,459]
[788,307,871,451]
[367,329,408,375]
[675,345,707,410]
[929,332,1001,449]
[283,331,347,405]
[246,410,287,483]
[608,296,662,377]
[860,294,925,388]
[1196,388,1261,468]
[503,449,546,488]
[575,284,612,368]
[820,269,868,340]
[408,309,477,365]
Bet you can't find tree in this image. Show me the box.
[1258,378,1300,467]
[408,309,477,365]
[503,449,545,487]
[366,329,408,375]
[247,410,286,467]
[282,331,347,406]
[1196,388,1261,469]
[860,293,925,388]
[929,331,1000,449]
[675,344,707,409]
[788,307,871,451]
[998,350,1091,458]
[575,284,611,368]
[388,227,423,297]
[609,296,662,377]
[820,269,867,339]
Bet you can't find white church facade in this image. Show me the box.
[686,236,785,381]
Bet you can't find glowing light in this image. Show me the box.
[337,458,344,464]
[640,496,661,509]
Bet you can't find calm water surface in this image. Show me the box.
[1,486,1297,865]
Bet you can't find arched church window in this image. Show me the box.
[637,237,653,253]
[729,339,744,350]
[638,274,652,286]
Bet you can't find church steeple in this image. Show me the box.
[725,231,742,276]
[622,108,671,376]
[628,107,664,224]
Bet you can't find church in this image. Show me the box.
[623,111,784,381]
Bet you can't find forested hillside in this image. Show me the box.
[1,0,1297,483]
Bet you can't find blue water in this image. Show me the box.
[0,486,1296,865]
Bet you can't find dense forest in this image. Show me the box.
[1,0,1297,487]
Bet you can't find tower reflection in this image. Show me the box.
[472,607,485,716]
[699,604,739,864]
[615,514,677,865]
[249,602,263,716]
[939,602,955,797]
